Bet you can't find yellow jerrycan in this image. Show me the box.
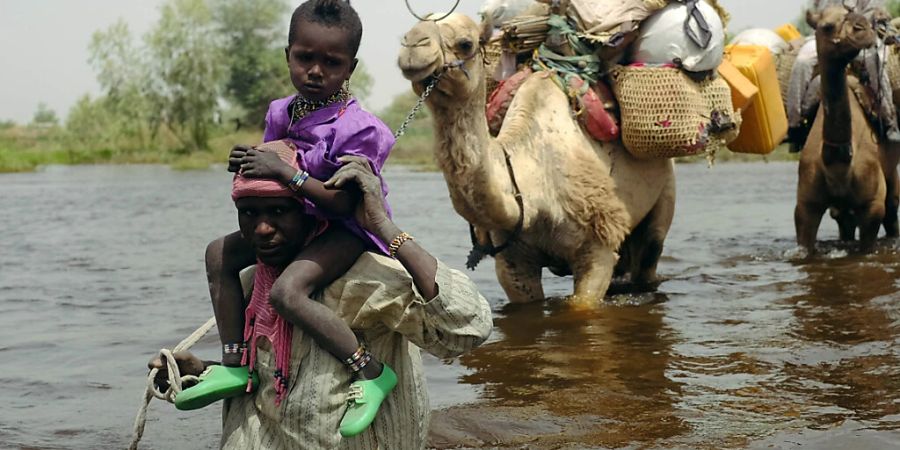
[724,45,788,154]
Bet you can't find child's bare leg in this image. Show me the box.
[267,227,384,380]
[206,231,256,366]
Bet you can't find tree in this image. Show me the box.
[146,0,227,151]
[31,103,58,127]
[66,94,116,150]
[86,20,154,150]
[889,0,900,17]
[213,0,292,128]
[350,60,373,105]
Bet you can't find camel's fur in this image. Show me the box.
[796,6,899,253]
[398,14,675,303]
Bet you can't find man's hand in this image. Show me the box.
[227,145,252,173]
[147,351,207,391]
[324,156,391,233]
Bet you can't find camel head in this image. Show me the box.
[397,13,489,102]
[807,5,876,63]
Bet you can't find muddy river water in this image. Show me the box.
[1,161,897,449]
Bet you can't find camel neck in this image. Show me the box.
[424,75,520,230]
[428,79,495,174]
[819,58,854,164]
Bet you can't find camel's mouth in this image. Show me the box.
[399,59,442,83]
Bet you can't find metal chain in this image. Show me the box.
[394,73,442,139]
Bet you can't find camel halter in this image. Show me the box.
[404,0,460,22]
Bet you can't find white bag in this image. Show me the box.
[731,28,790,56]
[479,0,539,27]
[630,0,725,72]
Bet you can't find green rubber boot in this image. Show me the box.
[174,365,258,411]
[339,364,398,437]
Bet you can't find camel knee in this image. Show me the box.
[495,255,544,303]
[572,246,617,301]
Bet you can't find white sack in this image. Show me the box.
[730,28,790,56]
[479,0,539,27]
[630,0,725,72]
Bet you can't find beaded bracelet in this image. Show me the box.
[388,232,414,258]
[344,346,371,372]
[223,343,246,355]
[288,170,310,193]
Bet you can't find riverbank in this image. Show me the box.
[0,125,443,173]
[0,124,798,173]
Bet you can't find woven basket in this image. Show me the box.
[484,40,503,103]
[776,48,798,114]
[612,65,740,159]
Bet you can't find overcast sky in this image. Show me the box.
[0,0,809,124]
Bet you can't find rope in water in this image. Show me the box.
[128,316,217,450]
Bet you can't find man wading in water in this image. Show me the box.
[150,148,493,449]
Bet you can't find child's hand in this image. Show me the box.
[227,145,252,173]
[239,147,296,183]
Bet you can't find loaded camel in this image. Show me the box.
[796,5,900,253]
[397,13,676,304]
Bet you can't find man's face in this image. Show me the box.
[235,197,312,266]
[285,20,358,102]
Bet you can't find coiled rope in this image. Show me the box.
[128,316,217,450]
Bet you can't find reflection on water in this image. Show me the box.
[1,162,898,449]
[432,163,900,449]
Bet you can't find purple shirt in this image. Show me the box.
[263,95,395,254]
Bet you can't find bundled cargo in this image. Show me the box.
[481,0,741,160]
[500,14,551,54]
[612,64,740,158]
[566,0,662,46]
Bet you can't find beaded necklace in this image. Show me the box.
[288,87,351,129]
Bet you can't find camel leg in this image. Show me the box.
[881,142,900,237]
[883,167,899,237]
[857,201,885,253]
[795,201,826,252]
[495,251,544,303]
[630,175,675,289]
[832,209,857,241]
[571,244,618,303]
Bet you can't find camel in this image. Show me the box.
[397,14,676,304]
[795,5,900,253]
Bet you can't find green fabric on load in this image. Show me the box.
[533,15,604,85]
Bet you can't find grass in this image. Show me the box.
[0,122,802,174]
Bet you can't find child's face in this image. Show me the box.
[286,20,358,102]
